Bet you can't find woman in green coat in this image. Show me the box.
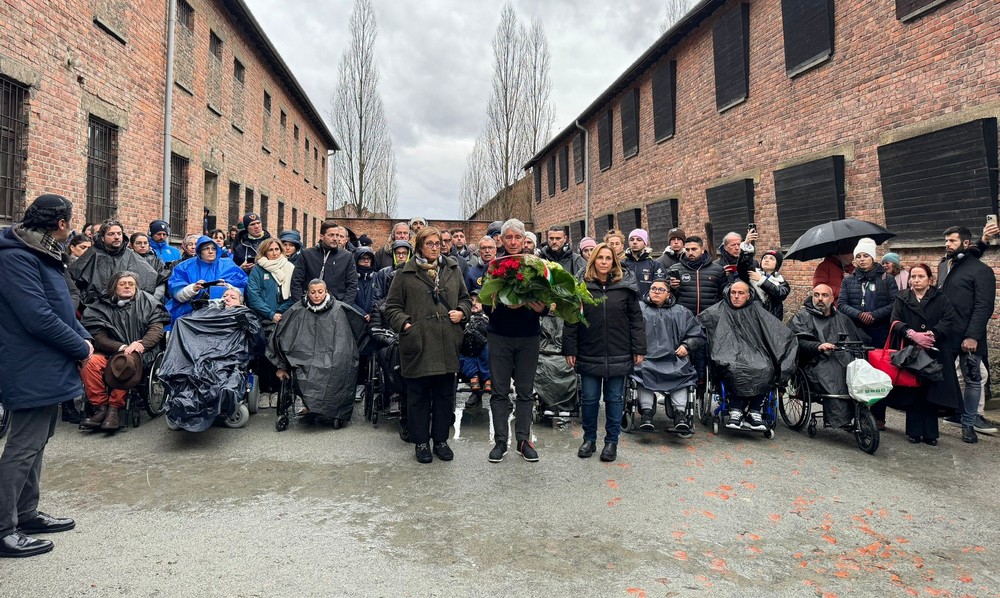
[384,227,472,464]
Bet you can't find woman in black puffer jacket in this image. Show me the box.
[564,243,646,463]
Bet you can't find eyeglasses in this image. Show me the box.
[479,246,495,251]
[649,287,668,293]
[424,241,442,248]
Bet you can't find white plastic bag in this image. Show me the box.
[846,359,893,405]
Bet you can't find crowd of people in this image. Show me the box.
[0,194,998,558]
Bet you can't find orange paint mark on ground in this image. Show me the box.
[749,546,763,554]
[741,481,757,490]
[719,485,733,491]
[672,550,688,561]
[822,535,838,545]
[686,445,697,452]
[710,559,728,573]
[744,459,754,466]
[672,531,686,540]
[823,593,839,598]
[684,476,696,482]
[769,514,782,522]
[607,497,622,507]
[616,463,631,469]
[958,576,973,584]
[626,588,647,598]
[748,533,761,541]
[607,480,619,489]
[834,571,850,579]
[703,511,717,520]
[878,508,889,518]
[895,537,910,544]
[803,580,817,587]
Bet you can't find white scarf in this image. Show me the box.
[257,255,295,300]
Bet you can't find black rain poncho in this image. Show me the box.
[633,295,705,394]
[788,299,870,427]
[80,291,171,367]
[535,315,578,412]
[698,287,798,397]
[159,306,264,432]
[267,296,369,420]
[69,239,165,305]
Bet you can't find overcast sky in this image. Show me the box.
[244,0,675,220]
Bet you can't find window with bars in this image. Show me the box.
[259,194,269,231]
[227,181,241,231]
[0,77,29,226]
[651,61,677,142]
[169,154,188,236]
[233,58,245,84]
[277,200,285,232]
[302,211,308,244]
[547,155,556,197]
[620,88,639,159]
[177,0,194,31]
[598,110,613,171]
[244,187,254,216]
[559,145,569,191]
[86,116,119,224]
[291,207,297,235]
[534,166,542,203]
[713,3,751,112]
[209,31,222,61]
[573,132,585,184]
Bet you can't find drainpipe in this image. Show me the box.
[162,0,176,222]
[574,120,590,237]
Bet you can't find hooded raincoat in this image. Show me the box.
[633,294,705,393]
[69,235,165,305]
[166,237,249,323]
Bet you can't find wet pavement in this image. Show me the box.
[2,399,999,597]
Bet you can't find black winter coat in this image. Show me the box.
[888,287,961,410]
[623,249,662,297]
[539,245,586,278]
[667,253,727,315]
[937,250,996,356]
[838,264,897,347]
[231,230,271,267]
[291,244,359,305]
[563,275,646,378]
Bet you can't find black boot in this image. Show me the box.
[600,442,617,462]
[638,410,655,431]
[61,400,82,424]
[962,425,979,444]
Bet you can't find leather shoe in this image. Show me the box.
[0,531,53,558]
[101,407,120,431]
[80,404,108,429]
[578,440,596,458]
[600,442,618,462]
[18,512,75,535]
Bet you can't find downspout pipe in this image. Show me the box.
[574,120,590,237]
[162,0,176,222]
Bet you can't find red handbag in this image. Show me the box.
[867,321,921,388]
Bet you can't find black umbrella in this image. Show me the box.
[785,219,895,261]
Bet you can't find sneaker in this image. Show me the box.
[726,409,743,430]
[464,394,482,409]
[962,424,979,444]
[542,409,556,417]
[488,442,508,463]
[469,377,481,392]
[415,443,433,464]
[638,410,655,431]
[943,415,961,427]
[516,440,539,462]
[673,413,691,434]
[973,414,998,435]
[746,411,766,431]
[433,441,454,461]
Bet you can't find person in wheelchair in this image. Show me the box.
[79,271,170,431]
[268,279,369,425]
[787,284,870,429]
[698,280,797,431]
[159,288,264,432]
[633,276,705,434]
[166,236,248,325]
[459,291,490,408]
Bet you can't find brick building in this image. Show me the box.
[525,0,1000,304]
[0,0,336,246]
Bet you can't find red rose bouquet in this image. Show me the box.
[479,254,600,325]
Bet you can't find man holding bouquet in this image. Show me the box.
[484,219,548,463]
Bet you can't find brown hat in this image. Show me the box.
[103,352,143,390]
[668,228,687,242]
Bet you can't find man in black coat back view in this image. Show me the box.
[291,221,358,305]
[938,225,997,444]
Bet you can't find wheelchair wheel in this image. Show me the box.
[855,408,880,454]
[0,402,10,439]
[145,353,167,418]
[764,427,775,440]
[332,418,344,430]
[807,419,818,438]
[165,416,180,431]
[224,404,251,429]
[711,415,720,435]
[275,415,289,432]
[129,402,142,428]
[779,370,810,431]
[246,373,260,415]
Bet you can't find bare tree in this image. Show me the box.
[460,3,554,219]
[330,0,398,218]
[660,0,695,34]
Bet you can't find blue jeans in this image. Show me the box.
[959,353,983,426]
[459,347,490,381]
[580,374,625,444]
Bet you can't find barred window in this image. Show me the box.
[0,77,29,225]
[177,0,194,32]
[277,200,285,232]
[169,154,188,236]
[86,116,119,224]
[259,194,269,231]
[233,58,245,84]
[209,31,222,61]
[227,181,241,231]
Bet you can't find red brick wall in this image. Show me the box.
[332,218,499,251]
[0,0,330,241]
[532,0,1000,288]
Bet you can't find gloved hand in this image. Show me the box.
[907,329,934,349]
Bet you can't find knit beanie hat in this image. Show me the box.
[149,220,170,235]
[762,249,783,271]
[667,228,686,242]
[881,252,901,266]
[628,229,649,246]
[579,237,597,251]
[853,238,878,260]
[242,213,261,229]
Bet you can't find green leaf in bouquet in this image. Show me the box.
[478,277,505,305]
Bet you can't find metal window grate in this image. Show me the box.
[260,194,269,231]
[177,0,194,31]
[0,77,29,225]
[86,116,119,224]
[169,154,189,235]
[209,31,222,61]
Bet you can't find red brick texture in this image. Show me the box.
[0,0,331,242]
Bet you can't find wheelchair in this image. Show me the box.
[779,339,880,454]
[359,329,406,438]
[622,377,696,438]
[703,369,778,439]
[165,364,257,431]
[78,351,168,431]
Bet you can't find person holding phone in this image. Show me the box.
[232,213,271,273]
[716,227,759,284]
[166,236,248,325]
